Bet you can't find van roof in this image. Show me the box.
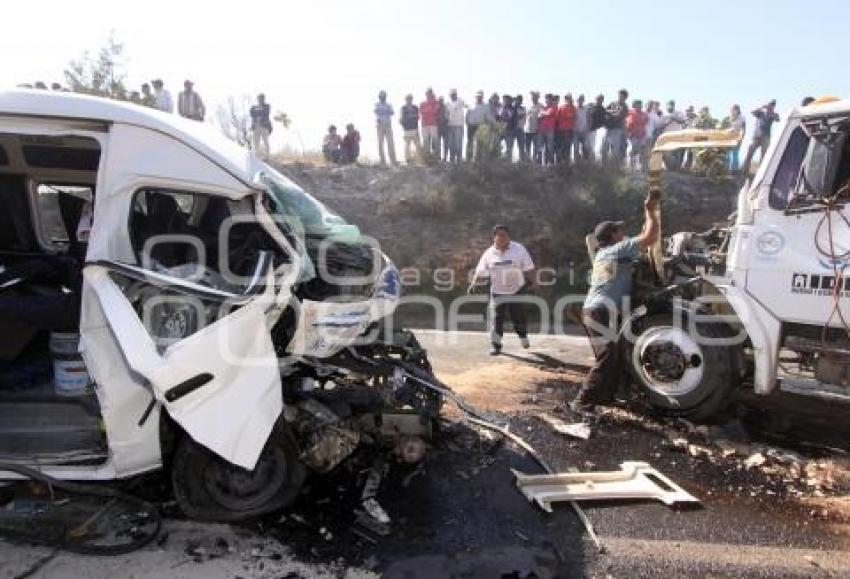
[0,89,259,186]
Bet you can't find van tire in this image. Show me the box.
[171,425,305,522]
[626,312,739,422]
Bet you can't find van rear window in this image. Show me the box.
[22,145,100,171]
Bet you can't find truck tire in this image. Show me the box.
[626,312,739,421]
[171,425,305,522]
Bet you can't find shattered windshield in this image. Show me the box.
[259,166,357,238]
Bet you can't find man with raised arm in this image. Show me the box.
[572,189,660,413]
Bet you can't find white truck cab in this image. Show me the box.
[0,90,439,521]
[625,101,850,419]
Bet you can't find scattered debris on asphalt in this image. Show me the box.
[744,452,767,470]
[0,462,161,555]
[537,414,591,440]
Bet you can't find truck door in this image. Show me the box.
[745,125,850,327]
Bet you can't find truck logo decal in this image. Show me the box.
[757,231,785,255]
[791,273,850,296]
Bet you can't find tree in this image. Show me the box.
[273,111,291,129]
[215,95,252,147]
[64,34,128,99]
[216,99,294,152]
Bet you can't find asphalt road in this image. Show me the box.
[1,331,848,578]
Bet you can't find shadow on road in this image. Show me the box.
[496,351,591,374]
[266,423,590,578]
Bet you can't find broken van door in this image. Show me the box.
[85,188,293,470]
[83,259,281,471]
[79,122,294,470]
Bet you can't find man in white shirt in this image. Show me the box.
[468,225,536,355]
[465,90,490,161]
[660,100,686,169]
[573,94,594,161]
[524,91,542,164]
[178,80,206,122]
[151,79,173,113]
[445,89,466,164]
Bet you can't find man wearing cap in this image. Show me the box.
[151,79,173,113]
[374,90,398,166]
[178,80,205,121]
[573,190,660,413]
[465,90,489,162]
[468,225,536,355]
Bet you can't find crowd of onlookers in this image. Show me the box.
[21,79,791,173]
[336,88,793,175]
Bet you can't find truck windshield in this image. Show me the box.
[774,120,850,210]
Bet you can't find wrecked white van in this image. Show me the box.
[0,90,442,520]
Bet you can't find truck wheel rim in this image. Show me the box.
[633,326,705,397]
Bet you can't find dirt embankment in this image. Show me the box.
[276,161,738,299]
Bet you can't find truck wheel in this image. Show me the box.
[171,426,305,522]
[627,312,738,421]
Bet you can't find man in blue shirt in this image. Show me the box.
[374,90,398,166]
[572,191,660,413]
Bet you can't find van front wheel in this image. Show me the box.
[171,426,305,522]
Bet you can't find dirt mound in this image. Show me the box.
[277,161,737,282]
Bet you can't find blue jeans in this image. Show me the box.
[573,131,594,161]
[601,128,624,165]
[556,130,573,164]
[729,146,740,172]
[448,125,463,163]
[540,130,556,165]
[505,130,525,161]
[525,132,540,163]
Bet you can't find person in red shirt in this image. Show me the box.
[555,93,577,165]
[625,99,649,171]
[340,123,361,164]
[537,94,558,166]
[419,88,441,159]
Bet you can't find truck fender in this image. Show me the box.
[710,284,780,395]
[621,283,779,395]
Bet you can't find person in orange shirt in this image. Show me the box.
[555,93,576,165]
[625,99,649,171]
[537,94,559,165]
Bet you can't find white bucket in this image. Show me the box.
[50,332,92,397]
[54,359,92,396]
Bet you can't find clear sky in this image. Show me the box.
[3,0,846,160]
